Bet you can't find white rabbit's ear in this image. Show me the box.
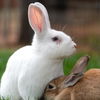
[28,2,50,33]
[63,72,83,88]
[62,56,90,88]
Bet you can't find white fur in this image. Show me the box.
[0,2,76,100]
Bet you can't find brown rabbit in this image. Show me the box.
[40,56,100,100]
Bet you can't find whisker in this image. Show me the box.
[62,25,67,32]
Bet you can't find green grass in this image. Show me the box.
[0,48,100,79]
[0,98,9,100]
[0,49,15,79]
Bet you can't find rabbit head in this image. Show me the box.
[41,56,89,100]
[28,2,76,59]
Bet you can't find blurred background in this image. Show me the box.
[0,0,100,77]
[0,0,100,48]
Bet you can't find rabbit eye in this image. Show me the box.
[52,36,59,42]
[47,83,56,90]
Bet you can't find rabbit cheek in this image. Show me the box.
[55,90,71,100]
[45,95,56,100]
[45,91,57,100]
[56,40,62,45]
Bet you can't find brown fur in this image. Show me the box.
[44,69,100,100]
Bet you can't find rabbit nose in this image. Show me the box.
[74,44,77,48]
[73,43,77,48]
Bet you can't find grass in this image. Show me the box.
[0,49,15,79]
[0,48,100,79]
[0,98,9,100]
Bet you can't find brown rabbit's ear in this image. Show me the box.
[63,56,90,88]
[71,56,90,74]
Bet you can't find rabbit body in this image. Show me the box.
[0,2,76,100]
[44,69,100,100]
[0,46,64,100]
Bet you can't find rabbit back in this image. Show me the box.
[58,69,100,100]
[0,46,34,99]
[71,69,100,100]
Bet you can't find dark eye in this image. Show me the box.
[47,83,56,90]
[52,36,58,41]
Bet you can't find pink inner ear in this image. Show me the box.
[30,7,43,32]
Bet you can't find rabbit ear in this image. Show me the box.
[63,56,90,88]
[28,2,50,33]
[71,56,90,74]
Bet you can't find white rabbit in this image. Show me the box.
[41,56,100,100]
[0,2,76,100]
